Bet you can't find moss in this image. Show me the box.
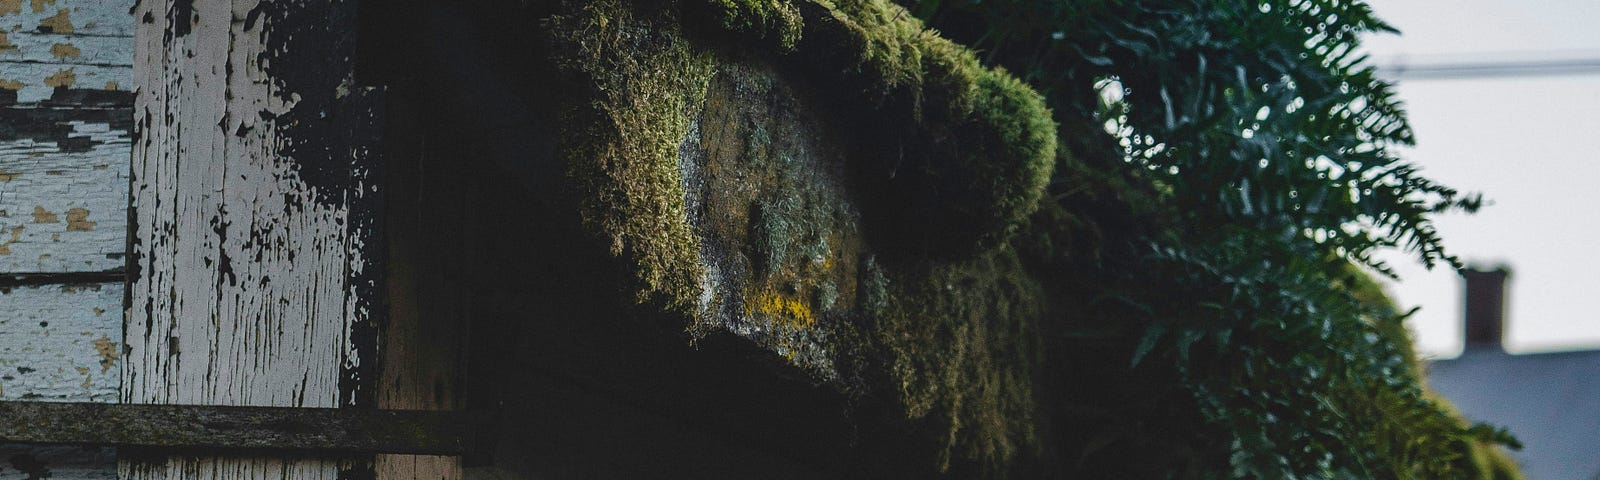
[549,0,1057,474]
[870,248,1042,474]
[692,0,803,51]
[795,0,1058,256]
[548,0,716,313]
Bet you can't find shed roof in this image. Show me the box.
[1428,348,1600,479]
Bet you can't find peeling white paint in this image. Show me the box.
[0,0,136,37]
[121,0,374,477]
[0,128,130,273]
[0,282,121,402]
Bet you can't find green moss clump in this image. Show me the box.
[549,0,1060,473]
[799,0,1059,256]
[548,0,716,312]
[867,248,1041,474]
[691,0,803,51]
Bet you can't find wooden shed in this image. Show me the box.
[3,0,1059,478]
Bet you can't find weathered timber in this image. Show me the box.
[125,0,382,478]
[0,282,122,477]
[0,402,480,455]
[0,282,121,402]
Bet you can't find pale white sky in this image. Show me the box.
[1361,0,1600,357]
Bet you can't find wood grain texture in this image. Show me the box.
[1,1,129,476]
[0,445,115,480]
[0,282,122,478]
[0,123,130,273]
[0,282,120,402]
[124,0,381,477]
[0,0,135,103]
[0,402,478,455]
[374,79,465,480]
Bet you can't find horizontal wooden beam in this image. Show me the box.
[0,271,126,287]
[0,402,484,455]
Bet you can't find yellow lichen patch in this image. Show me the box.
[743,287,816,329]
[31,205,57,223]
[0,225,22,255]
[0,168,18,181]
[93,307,104,316]
[28,0,50,13]
[103,81,117,91]
[65,207,93,231]
[0,31,14,51]
[37,7,69,33]
[44,67,74,88]
[49,42,79,59]
[92,336,119,373]
[0,0,18,16]
[0,79,21,91]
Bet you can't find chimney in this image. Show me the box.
[1462,267,1509,352]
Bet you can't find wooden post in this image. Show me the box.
[124,0,382,477]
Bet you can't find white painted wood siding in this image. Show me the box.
[1,0,131,477]
[122,0,381,477]
[0,283,121,402]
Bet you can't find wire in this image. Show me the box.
[1372,57,1600,81]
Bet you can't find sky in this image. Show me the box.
[1359,0,1600,357]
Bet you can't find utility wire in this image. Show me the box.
[1372,57,1600,81]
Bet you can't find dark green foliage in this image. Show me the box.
[898,0,1519,477]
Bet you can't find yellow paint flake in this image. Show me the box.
[0,225,22,255]
[0,78,21,90]
[31,205,57,223]
[37,7,69,33]
[92,336,119,373]
[0,168,18,181]
[103,81,117,91]
[66,207,93,231]
[743,287,817,328]
[44,67,73,88]
[29,0,53,13]
[0,0,18,16]
[0,31,14,51]
[49,42,79,59]
[93,307,104,316]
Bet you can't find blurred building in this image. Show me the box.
[1427,268,1600,479]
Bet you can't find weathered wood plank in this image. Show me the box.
[0,62,131,104]
[0,282,121,479]
[0,282,120,402]
[0,0,137,37]
[0,445,115,480]
[124,0,381,477]
[0,0,135,104]
[0,32,133,65]
[0,130,130,273]
[0,402,480,455]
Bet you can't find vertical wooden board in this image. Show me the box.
[0,282,122,478]
[123,0,381,477]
